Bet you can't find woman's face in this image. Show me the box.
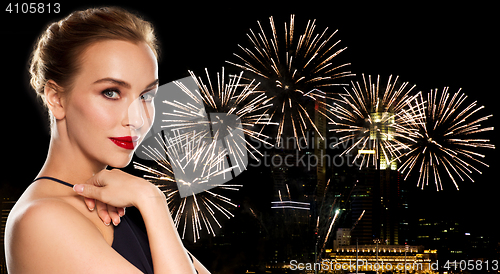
[63,40,158,168]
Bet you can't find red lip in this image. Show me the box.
[109,136,139,150]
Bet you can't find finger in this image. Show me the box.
[96,200,111,226]
[107,205,121,226]
[118,207,126,217]
[84,197,95,212]
[86,170,107,187]
[74,184,104,202]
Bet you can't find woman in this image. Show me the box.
[5,7,209,273]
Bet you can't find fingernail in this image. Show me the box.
[112,218,120,226]
[73,184,84,194]
[104,221,110,226]
[88,206,95,212]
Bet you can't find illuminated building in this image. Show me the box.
[324,245,438,274]
[349,169,406,246]
[357,110,398,171]
[269,147,315,264]
[333,228,352,250]
[414,217,497,261]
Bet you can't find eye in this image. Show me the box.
[140,90,156,102]
[102,89,120,100]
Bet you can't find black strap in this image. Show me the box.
[33,176,74,188]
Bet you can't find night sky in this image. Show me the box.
[2,0,498,254]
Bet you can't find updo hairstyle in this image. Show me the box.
[29,7,159,119]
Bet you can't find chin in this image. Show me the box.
[106,153,134,169]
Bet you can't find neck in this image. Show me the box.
[38,130,107,185]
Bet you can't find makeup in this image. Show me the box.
[109,136,139,150]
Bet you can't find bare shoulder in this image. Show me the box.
[6,197,89,243]
[7,197,94,238]
[6,198,98,272]
[10,195,86,221]
[5,197,140,274]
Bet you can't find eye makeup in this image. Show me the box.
[102,88,121,100]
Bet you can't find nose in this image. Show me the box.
[125,98,145,129]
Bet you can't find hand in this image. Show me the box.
[73,169,161,209]
[83,198,125,226]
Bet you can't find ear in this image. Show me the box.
[44,80,66,120]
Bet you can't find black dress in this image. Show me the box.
[112,214,154,274]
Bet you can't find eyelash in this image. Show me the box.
[140,91,156,102]
[101,88,156,102]
[102,88,120,100]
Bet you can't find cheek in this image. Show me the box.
[68,95,122,137]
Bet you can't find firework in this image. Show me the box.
[227,14,353,147]
[315,178,357,258]
[162,68,274,168]
[397,88,495,190]
[321,208,340,253]
[132,69,272,241]
[134,131,242,242]
[329,74,420,169]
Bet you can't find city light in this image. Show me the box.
[271,201,310,210]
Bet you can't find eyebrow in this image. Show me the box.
[93,77,159,90]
